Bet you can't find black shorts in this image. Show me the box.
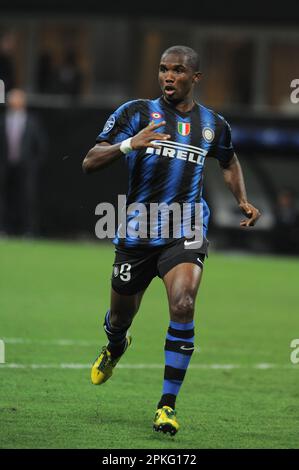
[111,238,208,296]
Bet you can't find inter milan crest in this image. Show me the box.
[202,127,215,143]
[178,122,191,136]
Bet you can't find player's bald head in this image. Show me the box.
[161,46,200,72]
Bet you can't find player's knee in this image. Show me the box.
[170,294,195,322]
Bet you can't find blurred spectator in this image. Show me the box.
[52,49,83,97]
[0,89,47,237]
[36,50,55,94]
[0,32,16,92]
[273,189,299,254]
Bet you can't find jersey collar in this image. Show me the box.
[159,96,198,118]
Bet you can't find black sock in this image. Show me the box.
[157,393,176,410]
[103,310,129,359]
[107,338,127,359]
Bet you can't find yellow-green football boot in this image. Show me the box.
[153,406,179,435]
[91,335,132,385]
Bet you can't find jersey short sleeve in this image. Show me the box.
[96,101,139,145]
[209,117,234,166]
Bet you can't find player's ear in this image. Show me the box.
[193,72,202,84]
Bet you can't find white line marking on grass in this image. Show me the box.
[3,338,99,346]
[0,363,296,370]
[255,363,275,369]
[2,338,272,357]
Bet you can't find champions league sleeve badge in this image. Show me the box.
[151,112,163,120]
[103,115,116,134]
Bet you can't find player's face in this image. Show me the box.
[158,53,200,103]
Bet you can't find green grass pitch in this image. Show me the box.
[0,238,298,449]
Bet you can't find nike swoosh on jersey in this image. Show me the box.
[184,240,203,247]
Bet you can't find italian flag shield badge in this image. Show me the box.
[178,122,191,136]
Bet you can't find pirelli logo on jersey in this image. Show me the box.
[146,141,207,166]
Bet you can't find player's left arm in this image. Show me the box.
[220,153,261,227]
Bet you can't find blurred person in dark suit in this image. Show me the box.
[274,188,299,254]
[0,89,47,236]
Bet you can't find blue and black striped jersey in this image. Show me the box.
[96,97,234,248]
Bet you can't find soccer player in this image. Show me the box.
[82,45,260,435]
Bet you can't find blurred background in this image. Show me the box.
[1,1,299,255]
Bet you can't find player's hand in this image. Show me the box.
[131,121,171,150]
[239,201,261,227]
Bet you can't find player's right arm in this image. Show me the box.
[82,121,170,174]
